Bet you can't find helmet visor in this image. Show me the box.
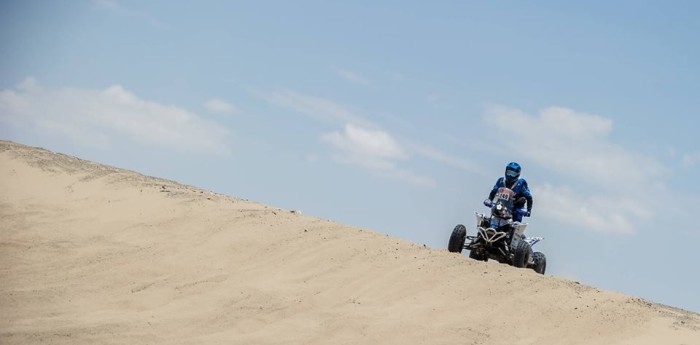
[505,170,519,178]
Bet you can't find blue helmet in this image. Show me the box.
[505,162,521,185]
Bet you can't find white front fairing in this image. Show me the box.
[475,212,488,227]
[475,212,530,247]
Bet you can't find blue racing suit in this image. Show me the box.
[488,177,533,222]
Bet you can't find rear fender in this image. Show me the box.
[524,236,544,247]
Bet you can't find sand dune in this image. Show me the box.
[1,140,698,345]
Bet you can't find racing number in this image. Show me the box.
[496,187,512,201]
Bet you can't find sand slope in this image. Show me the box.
[1,140,698,345]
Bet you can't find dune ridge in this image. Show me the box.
[1,140,698,345]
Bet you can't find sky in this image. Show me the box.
[1,0,699,313]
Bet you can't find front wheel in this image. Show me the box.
[448,224,466,253]
[532,252,546,274]
[512,240,531,268]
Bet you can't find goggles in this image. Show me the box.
[506,170,519,178]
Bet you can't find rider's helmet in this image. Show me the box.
[505,162,521,185]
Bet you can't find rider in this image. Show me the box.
[484,162,533,222]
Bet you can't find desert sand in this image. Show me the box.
[1,139,698,345]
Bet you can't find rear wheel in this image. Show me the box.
[532,252,546,274]
[512,240,531,268]
[448,224,466,253]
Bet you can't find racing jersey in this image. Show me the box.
[488,177,533,212]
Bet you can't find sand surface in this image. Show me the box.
[1,140,699,344]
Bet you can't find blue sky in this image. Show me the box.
[2,0,699,312]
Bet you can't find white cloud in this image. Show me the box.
[533,184,652,235]
[335,68,370,86]
[261,89,483,187]
[204,99,237,114]
[483,105,670,235]
[683,152,700,167]
[409,143,487,176]
[17,77,40,92]
[322,124,435,187]
[261,89,376,128]
[323,124,408,161]
[484,105,668,190]
[0,78,230,155]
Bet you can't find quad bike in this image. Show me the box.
[448,187,546,274]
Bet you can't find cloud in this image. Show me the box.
[484,105,668,190]
[409,143,487,176]
[261,89,480,187]
[322,124,435,187]
[204,99,237,114]
[322,124,408,161]
[335,68,370,86]
[261,89,375,128]
[533,184,652,235]
[0,78,230,155]
[484,105,670,235]
[683,152,700,167]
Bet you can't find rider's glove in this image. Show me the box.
[483,199,492,207]
[525,209,531,217]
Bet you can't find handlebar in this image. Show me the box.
[483,199,529,217]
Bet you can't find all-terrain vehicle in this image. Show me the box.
[448,187,546,274]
